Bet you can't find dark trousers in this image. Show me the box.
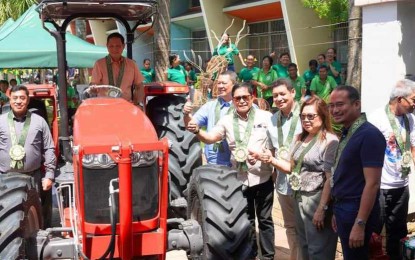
[33,170,53,229]
[243,178,275,259]
[333,198,380,260]
[379,186,409,260]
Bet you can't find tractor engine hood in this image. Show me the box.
[73,98,158,148]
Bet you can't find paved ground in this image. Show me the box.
[165,225,293,260]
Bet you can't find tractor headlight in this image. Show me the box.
[82,154,116,169]
[131,151,157,167]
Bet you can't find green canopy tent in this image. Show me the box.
[0,5,109,68]
[0,18,15,34]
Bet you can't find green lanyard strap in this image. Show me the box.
[385,105,412,177]
[332,114,367,174]
[277,104,300,153]
[106,55,125,88]
[8,111,32,169]
[233,108,256,171]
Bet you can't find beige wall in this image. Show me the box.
[200,0,248,71]
[356,0,411,6]
[281,0,333,73]
[89,20,117,47]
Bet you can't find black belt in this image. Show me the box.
[332,196,361,203]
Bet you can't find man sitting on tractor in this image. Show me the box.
[0,85,56,228]
[91,32,144,105]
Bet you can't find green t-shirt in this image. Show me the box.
[290,76,306,101]
[238,67,260,82]
[167,65,187,85]
[253,69,278,98]
[141,68,155,83]
[212,43,239,65]
[186,69,197,82]
[310,76,337,101]
[272,64,289,78]
[324,61,342,84]
[67,85,77,109]
[302,69,317,86]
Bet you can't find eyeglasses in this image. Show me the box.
[233,95,252,102]
[300,113,319,121]
[402,97,415,104]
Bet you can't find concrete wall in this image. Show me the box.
[280,0,333,73]
[360,1,415,214]
[171,23,191,60]
[200,0,248,71]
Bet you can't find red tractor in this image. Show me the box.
[0,1,252,259]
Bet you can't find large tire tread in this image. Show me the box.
[0,173,42,260]
[188,165,253,260]
[147,95,202,201]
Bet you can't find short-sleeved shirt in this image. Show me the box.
[310,76,337,101]
[193,98,232,166]
[368,107,415,189]
[324,61,342,84]
[167,65,187,85]
[91,56,144,102]
[211,108,273,186]
[292,132,339,192]
[67,86,77,109]
[302,69,317,86]
[212,43,240,65]
[272,64,289,78]
[140,68,155,83]
[267,107,303,195]
[253,69,278,99]
[332,121,386,199]
[0,112,56,179]
[239,67,260,82]
[289,76,306,101]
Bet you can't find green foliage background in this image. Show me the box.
[302,0,349,23]
[0,0,37,24]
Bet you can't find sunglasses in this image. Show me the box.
[233,95,252,102]
[300,113,319,120]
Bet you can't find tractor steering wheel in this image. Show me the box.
[82,85,122,99]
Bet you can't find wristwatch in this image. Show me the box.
[320,204,328,211]
[355,218,366,227]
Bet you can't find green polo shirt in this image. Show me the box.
[290,76,306,101]
[302,69,317,85]
[141,68,155,83]
[253,69,278,98]
[212,43,239,65]
[168,65,187,85]
[310,75,337,101]
[67,85,77,109]
[324,61,342,84]
[238,67,260,82]
[272,64,289,78]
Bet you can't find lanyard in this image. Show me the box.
[385,105,412,177]
[8,111,32,169]
[106,55,125,88]
[333,114,367,173]
[214,99,233,125]
[277,104,300,148]
[233,108,256,147]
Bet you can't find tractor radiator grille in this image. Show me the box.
[83,163,159,224]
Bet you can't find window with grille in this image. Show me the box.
[191,30,209,68]
[333,22,348,65]
[247,20,289,64]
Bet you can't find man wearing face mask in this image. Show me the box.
[368,79,415,260]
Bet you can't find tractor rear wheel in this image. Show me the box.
[0,173,42,260]
[187,165,253,260]
[146,95,202,202]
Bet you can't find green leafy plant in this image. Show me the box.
[302,0,349,23]
[0,0,37,25]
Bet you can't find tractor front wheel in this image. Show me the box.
[187,165,253,260]
[146,95,202,204]
[0,173,42,260]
